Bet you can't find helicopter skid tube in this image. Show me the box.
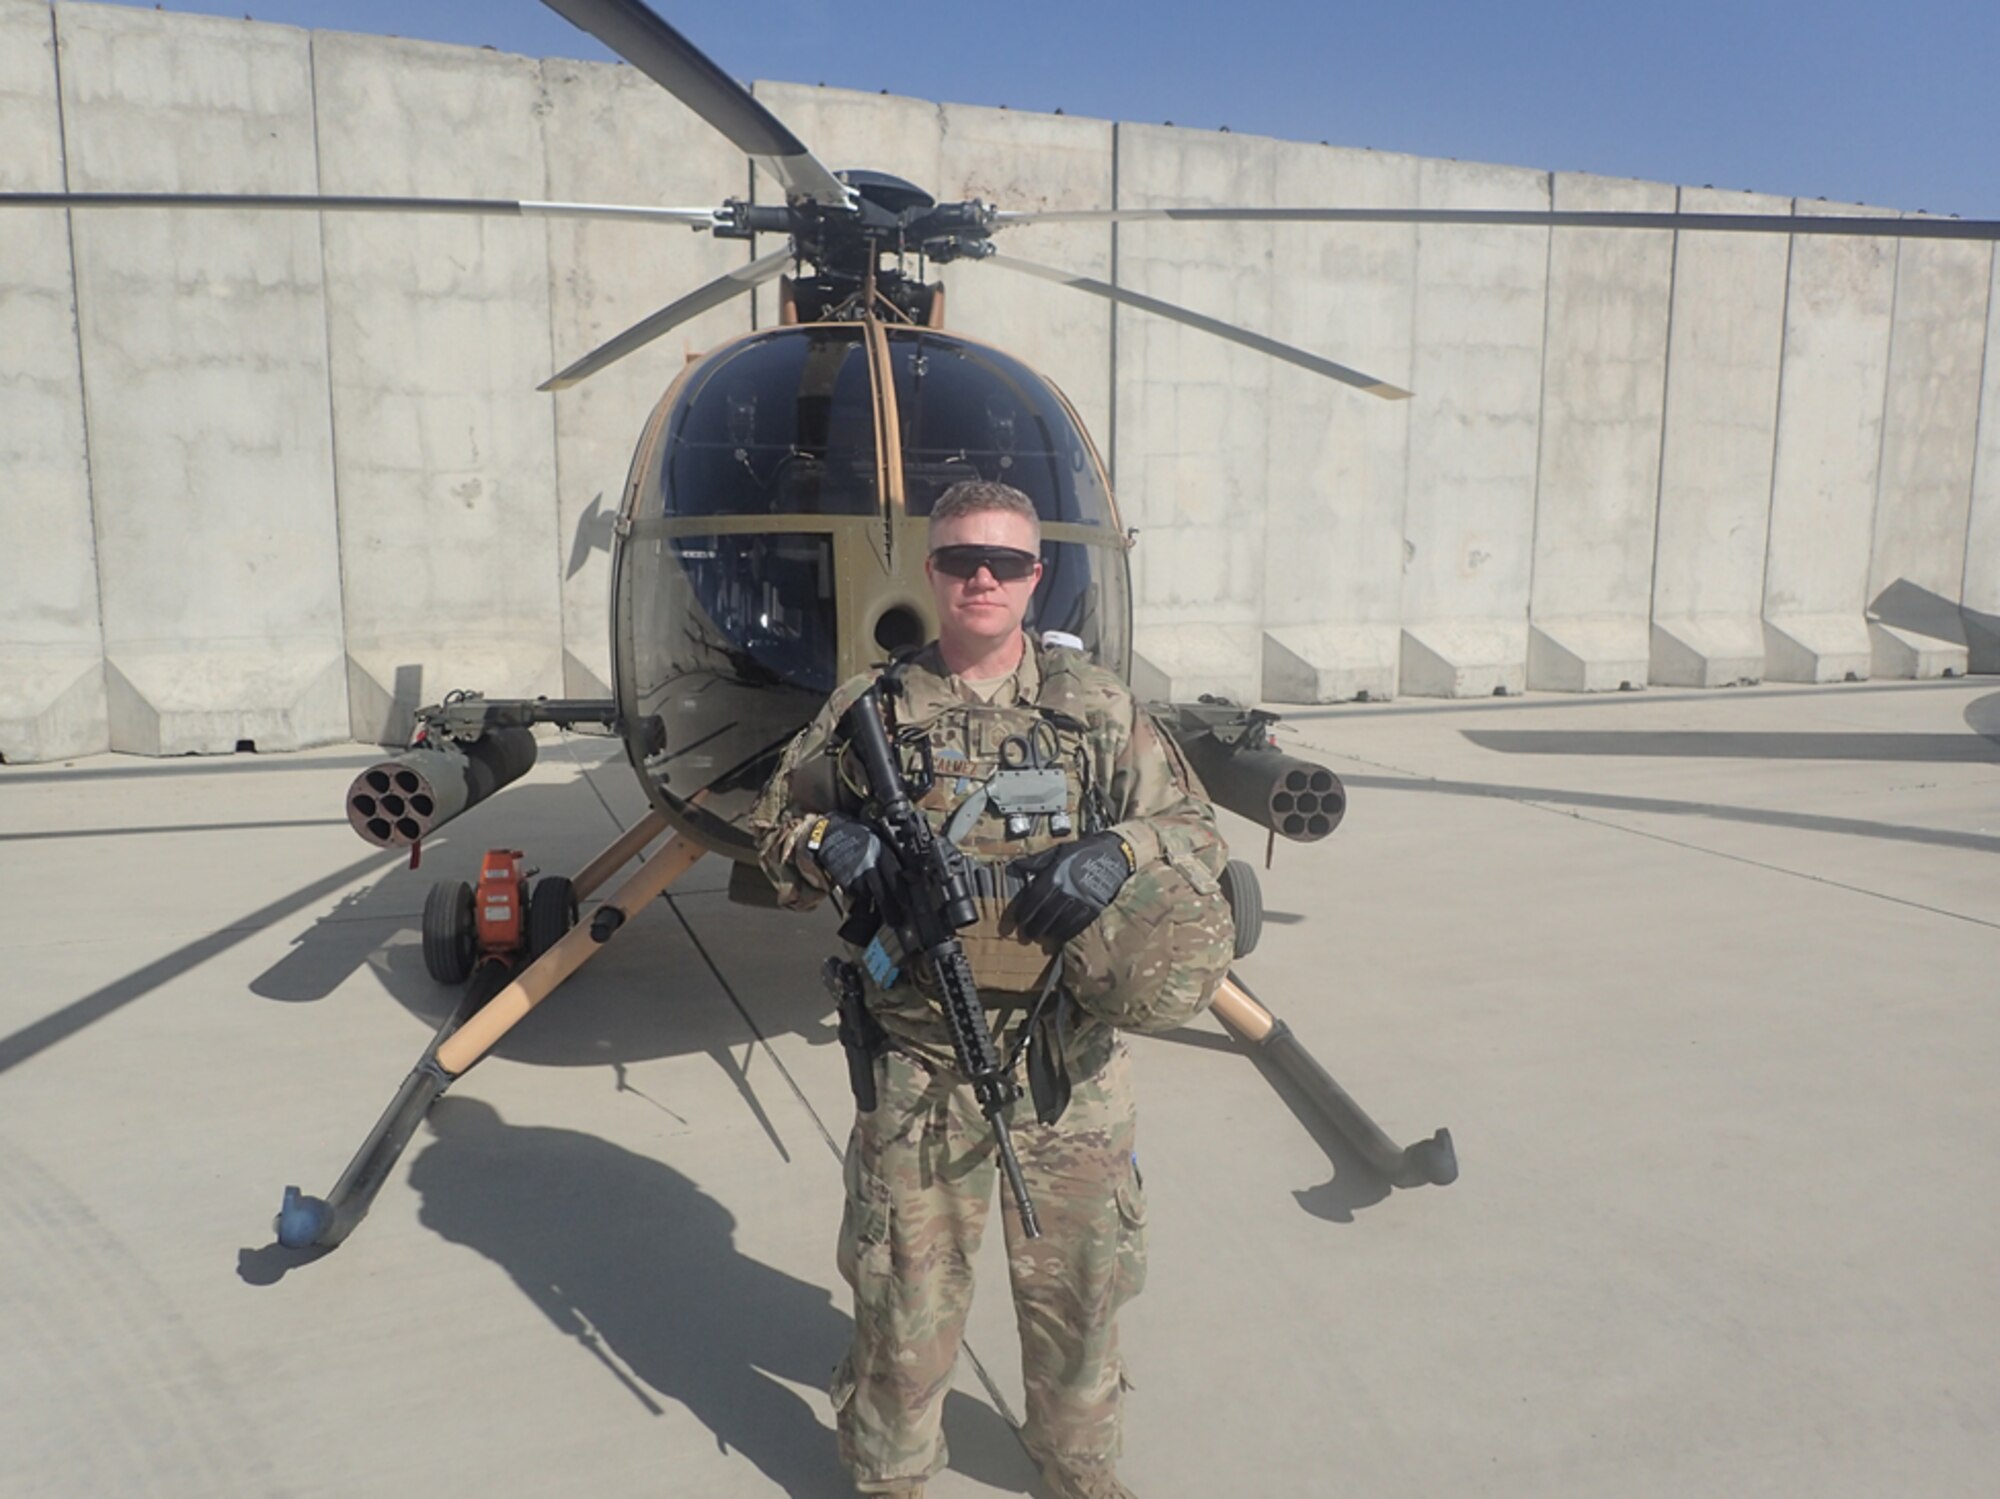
[571,807,671,899]
[1211,975,1457,1189]
[274,823,705,1252]
[275,1056,451,1250]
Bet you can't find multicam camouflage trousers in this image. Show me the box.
[832,1037,1147,1492]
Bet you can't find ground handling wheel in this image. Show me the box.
[422,879,477,985]
[1220,858,1264,959]
[527,874,579,960]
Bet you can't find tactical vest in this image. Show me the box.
[876,648,1108,997]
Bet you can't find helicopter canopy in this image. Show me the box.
[614,322,1130,857]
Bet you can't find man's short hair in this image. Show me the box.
[928,480,1041,546]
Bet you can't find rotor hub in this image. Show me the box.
[713,167,996,282]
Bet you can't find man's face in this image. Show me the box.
[925,508,1043,657]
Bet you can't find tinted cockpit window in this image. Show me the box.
[887,333,1111,527]
[659,329,879,518]
[669,532,837,695]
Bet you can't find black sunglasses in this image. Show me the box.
[929,544,1041,582]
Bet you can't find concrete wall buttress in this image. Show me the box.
[1648,189,1791,687]
[1260,143,1418,705]
[1761,200,1898,682]
[56,2,346,754]
[1865,221,1990,677]
[1399,159,1550,698]
[0,0,106,760]
[541,56,747,699]
[312,32,563,745]
[1527,172,1675,692]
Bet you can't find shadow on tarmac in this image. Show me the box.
[407,1095,849,1493]
[1338,773,2000,856]
[1248,1042,1398,1222]
[1967,689,2000,742]
[238,1097,1040,1495]
[1144,1026,1399,1224]
[0,847,402,1077]
[1458,728,2000,762]
[423,1097,1032,1497]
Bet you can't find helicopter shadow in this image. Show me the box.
[397,1096,1035,1498]
[246,813,855,1179]
[241,766,829,1062]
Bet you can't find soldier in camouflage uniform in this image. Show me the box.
[749,481,1234,1499]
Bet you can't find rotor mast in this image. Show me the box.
[715,170,995,325]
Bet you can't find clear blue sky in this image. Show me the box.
[101,0,2000,218]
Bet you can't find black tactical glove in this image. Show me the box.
[801,813,885,897]
[1007,832,1136,945]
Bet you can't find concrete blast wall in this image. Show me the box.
[2,0,1996,760]
[0,2,104,762]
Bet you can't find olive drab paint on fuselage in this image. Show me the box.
[610,310,1134,862]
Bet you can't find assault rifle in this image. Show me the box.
[839,684,1042,1239]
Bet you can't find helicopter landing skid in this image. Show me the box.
[274,810,700,1251]
[1212,975,1458,1190]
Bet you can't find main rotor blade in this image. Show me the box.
[540,0,850,209]
[0,191,721,225]
[983,252,1410,401]
[995,206,2000,240]
[539,246,792,391]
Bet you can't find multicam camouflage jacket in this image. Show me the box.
[748,636,1229,1064]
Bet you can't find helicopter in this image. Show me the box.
[11,0,1999,1251]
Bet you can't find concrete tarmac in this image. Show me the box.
[1,678,1996,1498]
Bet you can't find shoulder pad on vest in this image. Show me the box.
[1034,642,1129,722]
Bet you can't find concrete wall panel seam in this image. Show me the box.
[1758,215,1798,618]
[1864,234,1906,594]
[1967,250,2000,669]
[1960,245,1996,607]
[1522,170,1557,630]
[0,0,110,758]
[305,33,350,683]
[1643,186,1683,636]
[534,60,567,698]
[1396,200,1421,671]
[50,0,107,669]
